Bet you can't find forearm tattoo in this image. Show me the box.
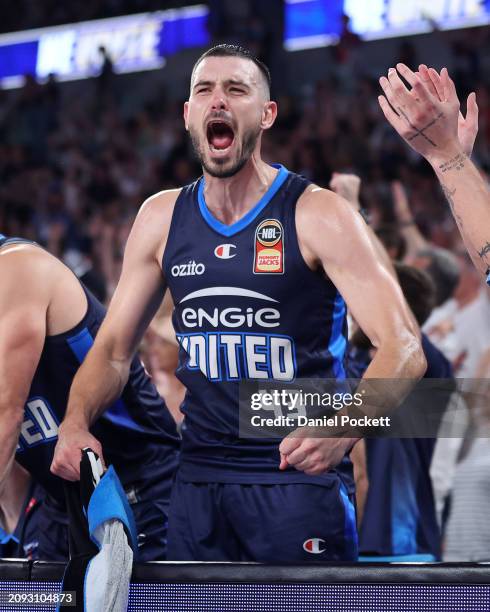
[441,185,456,210]
[441,184,463,227]
[438,153,467,173]
[478,241,490,262]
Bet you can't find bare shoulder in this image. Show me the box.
[296,183,351,227]
[138,187,182,222]
[0,243,56,305]
[129,188,182,264]
[295,183,364,267]
[0,242,55,279]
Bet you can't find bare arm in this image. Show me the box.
[301,188,424,379]
[0,249,49,495]
[51,189,180,480]
[350,439,369,527]
[390,180,429,259]
[279,188,426,475]
[378,63,489,280]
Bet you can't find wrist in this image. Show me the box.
[426,145,466,173]
[59,415,90,433]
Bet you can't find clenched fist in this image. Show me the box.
[51,422,105,481]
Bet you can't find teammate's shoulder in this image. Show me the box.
[0,240,52,267]
[0,242,58,293]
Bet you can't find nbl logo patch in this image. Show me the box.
[254,219,284,274]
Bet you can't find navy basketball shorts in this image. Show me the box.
[167,474,358,562]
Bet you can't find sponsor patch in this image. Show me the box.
[254,219,284,274]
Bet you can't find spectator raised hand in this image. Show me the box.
[417,64,478,158]
[378,63,490,281]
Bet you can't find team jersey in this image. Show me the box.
[0,235,180,503]
[163,165,353,489]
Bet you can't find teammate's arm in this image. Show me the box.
[0,249,49,496]
[279,187,426,475]
[51,190,179,481]
[378,63,489,280]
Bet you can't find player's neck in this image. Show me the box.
[203,156,278,226]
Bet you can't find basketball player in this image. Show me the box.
[378,63,490,285]
[53,45,425,562]
[0,235,179,560]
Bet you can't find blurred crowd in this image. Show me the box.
[1,6,490,562]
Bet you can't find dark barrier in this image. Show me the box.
[1,561,490,611]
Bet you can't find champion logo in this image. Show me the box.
[214,244,236,259]
[303,538,326,554]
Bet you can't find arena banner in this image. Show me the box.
[284,0,490,50]
[0,4,209,89]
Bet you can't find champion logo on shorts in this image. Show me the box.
[303,538,326,554]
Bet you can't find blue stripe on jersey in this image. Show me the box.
[328,293,347,379]
[66,327,94,362]
[66,328,147,433]
[197,164,289,237]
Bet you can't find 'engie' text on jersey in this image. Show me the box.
[175,289,297,381]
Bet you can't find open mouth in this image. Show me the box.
[206,120,235,153]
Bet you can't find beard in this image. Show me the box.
[189,124,261,178]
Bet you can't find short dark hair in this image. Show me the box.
[191,44,271,94]
[394,262,436,326]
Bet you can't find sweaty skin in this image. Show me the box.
[52,55,426,481]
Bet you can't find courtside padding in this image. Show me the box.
[0,561,490,611]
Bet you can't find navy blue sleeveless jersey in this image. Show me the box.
[0,235,180,503]
[162,165,353,489]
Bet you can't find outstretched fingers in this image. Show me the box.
[378,94,402,130]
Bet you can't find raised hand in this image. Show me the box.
[329,173,361,211]
[417,64,478,158]
[378,63,462,165]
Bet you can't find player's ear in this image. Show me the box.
[183,101,189,131]
[261,100,277,131]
